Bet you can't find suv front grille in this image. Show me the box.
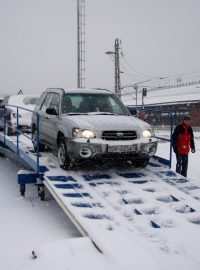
[102,131,137,141]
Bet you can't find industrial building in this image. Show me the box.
[124,81,200,127]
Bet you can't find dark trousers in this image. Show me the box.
[176,153,188,177]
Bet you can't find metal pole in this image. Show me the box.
[169,112,173,168]
[36,113,40,175]
[3,107,6,143]
[142,93,144,110]
[17,107,19,155]
[77,0,85,88]
[114,38,121,98]
[134,85,138,109]
[77,0,80,88]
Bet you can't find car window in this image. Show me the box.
[62,93,129,115]
[49,94,60,113]
[41,93,54,113]
[36,92,47,110]
[62,94,81,113]
[107,95,129,115]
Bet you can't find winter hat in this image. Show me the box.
[183,115,191,121]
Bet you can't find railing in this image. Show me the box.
[137,108,173,168]
[0,105,40,174]
[149,79,200,92]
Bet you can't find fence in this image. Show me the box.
[0,105,40,174]
[137,108,173,168]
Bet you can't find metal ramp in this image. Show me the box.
[0,133,48,172]
[44,162,200,255]
[1,131,200,258]
[0,132,49,197]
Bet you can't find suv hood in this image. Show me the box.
[65,114,150,132]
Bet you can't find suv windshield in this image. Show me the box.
[62,93,129,115]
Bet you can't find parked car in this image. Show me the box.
[0,94,39,135]
[32,88,157,169]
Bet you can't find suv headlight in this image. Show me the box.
[73,128,96,139]
[143,129,154,138]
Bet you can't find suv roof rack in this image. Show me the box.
[46,88,65,93]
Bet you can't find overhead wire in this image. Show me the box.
[120,45,158,79]
[120,44,200,83]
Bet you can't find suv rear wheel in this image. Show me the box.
[5,120,13,136]
[58,138,71,170]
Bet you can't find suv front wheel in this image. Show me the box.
[58,138,71,170]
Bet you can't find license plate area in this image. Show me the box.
[108,145,136,153]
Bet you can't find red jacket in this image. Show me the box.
[172,123,195,155]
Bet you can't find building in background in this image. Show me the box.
[125,80,200,128]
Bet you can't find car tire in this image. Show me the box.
[131,158,149,168]
[58,138,71,170]
[5,121,13,136]
[32,128,45,152]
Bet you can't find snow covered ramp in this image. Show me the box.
[43,161,200,266]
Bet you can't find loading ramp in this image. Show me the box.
[0,131,200,262]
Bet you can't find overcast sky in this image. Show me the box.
[0,0,200,96]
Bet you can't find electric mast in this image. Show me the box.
[114,38,121,98]
[77,0,86,88]
[106,38,122,98]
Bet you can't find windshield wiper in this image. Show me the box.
[88,112,117,115]
[64,112,88,115]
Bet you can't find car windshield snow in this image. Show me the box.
[62,93,130,115]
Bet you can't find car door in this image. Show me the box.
[45,93,60,147]
[39,93,54,145]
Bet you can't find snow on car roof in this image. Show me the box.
[7,95,39,112]
[8,95,38,106]
[65,89,112,94]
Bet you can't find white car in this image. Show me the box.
[0,94,39,135]
[32,88,158,169]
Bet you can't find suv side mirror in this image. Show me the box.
[46,108,58,115]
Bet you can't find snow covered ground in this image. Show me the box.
[0,132,200,270]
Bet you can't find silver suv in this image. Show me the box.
[31,88,157,169]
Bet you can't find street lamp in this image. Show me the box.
[142,88,147,109]
[134,84,138,109]
[121,79,150,109]
[105,51,115,55]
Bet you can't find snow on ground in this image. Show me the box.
[0,157,80,270]
[0,132,200,270]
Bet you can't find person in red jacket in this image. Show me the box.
[172,115,195,177]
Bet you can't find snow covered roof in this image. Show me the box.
[123,83,200,107]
